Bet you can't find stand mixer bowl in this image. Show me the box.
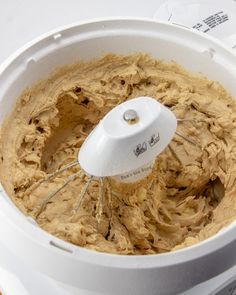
[0,18,236,295]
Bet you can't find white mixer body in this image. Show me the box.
[0,19,236,295]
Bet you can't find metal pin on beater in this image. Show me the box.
[31,96,201,228]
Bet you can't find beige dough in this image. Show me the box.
[1,53,236,255]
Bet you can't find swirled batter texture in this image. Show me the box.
[1,54,236,254]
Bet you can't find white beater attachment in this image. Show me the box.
[78,97,177,183]
[26,96,200,218]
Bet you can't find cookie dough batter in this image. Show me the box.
[1,54,236,254]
